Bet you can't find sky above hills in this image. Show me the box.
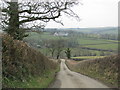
[0,0,119,29]
[46,0,119,28]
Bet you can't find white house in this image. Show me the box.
[54,32,68,36]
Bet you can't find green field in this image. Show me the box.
[71,56,106,60]
[77,38,118,45]
[27,32,118,43]
[78,38,107,45]
[84,43,118,50]
[25,32,118,57]
[27,32,69,40]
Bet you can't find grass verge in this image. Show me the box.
[3,65,60,88]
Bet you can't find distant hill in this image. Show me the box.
[44,27,118,34]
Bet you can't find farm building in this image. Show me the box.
[54,32,68,36]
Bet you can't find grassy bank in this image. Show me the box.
[2,35,60,88]
[66,55,119,88]
[3,65,60,88]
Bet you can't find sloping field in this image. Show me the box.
[66,55,119,88]
[83,43,118,51]
[78,38,117,45]
[71,56,106,60]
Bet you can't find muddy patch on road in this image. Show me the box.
[63,67,66,70]
[67,73,73,77]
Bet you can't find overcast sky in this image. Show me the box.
[46,0,119,28]
[0,0,119,28]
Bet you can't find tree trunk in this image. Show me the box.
[52,51,54,58]
[51,49,55,58]
[57,54,59,59]
[57,51,61,59]
[8,1,19,39]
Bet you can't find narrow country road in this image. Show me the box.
[50,59,111,88]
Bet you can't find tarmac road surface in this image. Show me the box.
[50,59,111,89]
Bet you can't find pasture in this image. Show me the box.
[83,43,118,51]
[71,56,106,60]
[24,31,118,57]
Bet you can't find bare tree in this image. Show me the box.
[48,40,56,58]
[43,39,66,59]
[1,0,79,40]
[55,39,66,59]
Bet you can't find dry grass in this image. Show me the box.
[2,34,58,87]
[66,55,119,88]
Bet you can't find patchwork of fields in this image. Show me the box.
[24,32,118,57]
